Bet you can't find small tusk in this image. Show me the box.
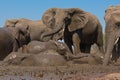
[100,56,104,59]
[10,54,16,59]
[115,38,119,44]
[62,28,64,32]
[110,55,112,58]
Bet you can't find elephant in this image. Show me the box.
[2,43,103,66]
[103,5,120,65]
[18,40,73,60]
[41,8,104,55]
[0,25,30,60]
[2,51,67,66]
[4,18,63,42]
[67,44,103,65]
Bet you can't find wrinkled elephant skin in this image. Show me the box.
[18,40,72,60]
[3,51,67,66]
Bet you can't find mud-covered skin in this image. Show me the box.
[0,44,120,79]
[2,51,67,66]
[18,40,72,60]
[68,44,104,65]
[3,43,104,67]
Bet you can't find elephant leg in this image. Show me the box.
[80,43,86,53]
[72,33,81,55]
[96,25,104,54]
[96,40,104,54]
[64,38,73,53]
[80,43,91,53]
[117,39,120,59]
[112,40,120,62]
[85,44,91,53]
[13,39,19,52]
[111,45,117,62]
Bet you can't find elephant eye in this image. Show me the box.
[115,22,120,28]
[64,17,70,21]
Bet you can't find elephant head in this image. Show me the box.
[41,8,88,39]
[103,5,120,65]
[4,19,18,27]
[14,23,31,49]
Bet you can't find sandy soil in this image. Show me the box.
[0,64,120,80]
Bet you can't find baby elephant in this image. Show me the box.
[2,51,67,66]
[18,40,72,59]
[70,44,104,65]
[0,26,30,60]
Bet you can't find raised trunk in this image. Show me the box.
[103,34,117,65]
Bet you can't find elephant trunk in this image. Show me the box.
[103,33,118,65]
[41,24,64,41]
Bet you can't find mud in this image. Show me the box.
[0,64,120,80]
[0,43,120,80]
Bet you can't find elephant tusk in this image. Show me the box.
[62,28,65,32]
[115,38,119,44]
[100,56,104,59]
[10,54,17,59]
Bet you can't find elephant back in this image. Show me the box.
[2,51,67,66]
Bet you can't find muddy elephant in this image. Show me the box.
[42,8,104,55]
[67,44,103,65]
[103,5,120,65]
[3,51,67,66]
[18,40,72,60]
[2,44,103,66]
[4,18,63,41]
[0,25,30,60]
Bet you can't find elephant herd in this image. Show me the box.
[0,5,120,66]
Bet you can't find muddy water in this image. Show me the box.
[0,64,120,80]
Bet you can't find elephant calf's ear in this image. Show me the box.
[68,14,88,32]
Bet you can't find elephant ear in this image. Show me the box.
[42,8,57,27]
[14,23,28,40]
[4,19,18,27]
[68,12,88,32]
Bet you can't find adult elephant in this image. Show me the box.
[4,18,63,42]
[103,5,120,65]
[0,24,30,60]
[41,8,104,55]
